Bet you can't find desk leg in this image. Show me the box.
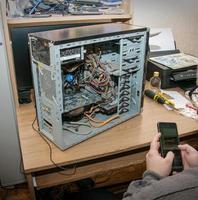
[26,174,37,200]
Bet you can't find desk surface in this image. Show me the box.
[17,96,198,174]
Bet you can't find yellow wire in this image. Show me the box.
[88,115,120,128]
[84,113,104,123]
[85,105,99,115]
[84,107,120,126]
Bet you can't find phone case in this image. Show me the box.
[157,122,183,172]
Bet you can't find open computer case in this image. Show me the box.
[29,23,149,150]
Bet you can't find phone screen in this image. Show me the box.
[157,122,183,172]
[160,125,178,150]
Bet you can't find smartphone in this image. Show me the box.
[157,122,183,172]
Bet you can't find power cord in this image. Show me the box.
[32,116,77,176]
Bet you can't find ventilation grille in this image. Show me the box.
[39,68,56,101]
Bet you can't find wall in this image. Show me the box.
[133,0,198,57]
[0,4,25,185]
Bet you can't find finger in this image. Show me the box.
[150,133,161,151]
[154,141,160,155]
[172,171,178,175]
[165,151,174,163]
[180,150,186,162]
[178,144,196,153]
[178,144,189,150]
[157,141,160,149]
[183,152,190,170]
[180,150,189,170]
[148,149,160,156]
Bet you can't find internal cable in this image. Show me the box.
[63,121,93,135]
[84,113,104,123]
[63,127,92,135]
[84,106,104,123]
[85,113,120,128]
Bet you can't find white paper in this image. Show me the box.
[149,28,175,52]
[161,90,190,109]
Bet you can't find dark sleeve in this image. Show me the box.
[122,168,198,200]
[122,170,163,200]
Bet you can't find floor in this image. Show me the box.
[0,183,125,200]
[0,184,31,200]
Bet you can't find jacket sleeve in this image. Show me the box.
[122,170,163,200]
[122,167,198,200]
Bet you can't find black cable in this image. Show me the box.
[32,117,77,176]
[189,86,198,100]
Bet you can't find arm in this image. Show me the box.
[122,170,162,200]
[123,167,198,200]
[122,134,174,200]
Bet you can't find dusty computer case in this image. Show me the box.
[29,23,149,150]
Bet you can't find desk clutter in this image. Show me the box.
[7,0,124,17]
[146,30,198,120]
[145,70,198,120]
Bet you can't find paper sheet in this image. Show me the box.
[162,90,198,120]
[149,28,176,52]
[161,90,190,109]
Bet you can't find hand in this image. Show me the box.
[146,133,174,177]
[178,144,198,169]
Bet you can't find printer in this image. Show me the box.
[146,50,197,90]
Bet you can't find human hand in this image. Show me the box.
[178,144,198,169]
[146,133,174,177]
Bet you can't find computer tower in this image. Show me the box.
[29,23,149,150]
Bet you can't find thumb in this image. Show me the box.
[165,151,174,163]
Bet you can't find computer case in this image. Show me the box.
[29,23,149,150]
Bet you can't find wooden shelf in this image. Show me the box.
[7,14,132,27]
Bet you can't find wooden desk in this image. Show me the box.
[17,96,198,200]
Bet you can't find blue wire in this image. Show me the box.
[29,0,43,15]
